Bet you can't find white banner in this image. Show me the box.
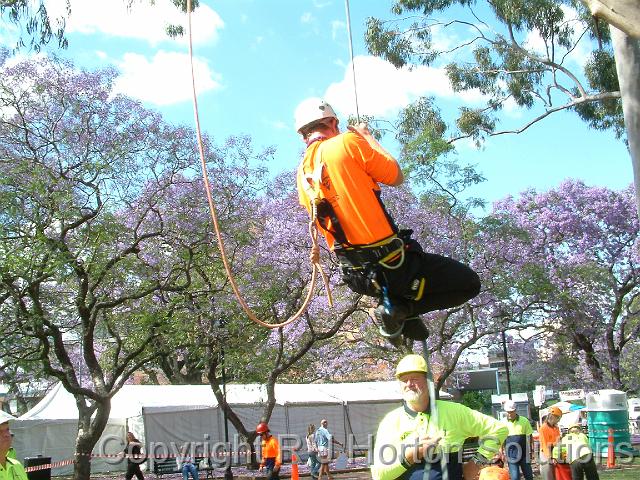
[559,389,585,401]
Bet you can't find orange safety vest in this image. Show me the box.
[260,435,281,466]
[297,131,400,249]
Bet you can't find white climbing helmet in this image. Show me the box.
[294,98,338,133]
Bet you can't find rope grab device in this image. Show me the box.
[185,0,334,329]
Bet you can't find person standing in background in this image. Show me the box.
[315,419,343,480]
[539,406,563,480]
[124,431,145,480]
[306,424,320,479]
[502,399,534,480]
[257,422,281,480]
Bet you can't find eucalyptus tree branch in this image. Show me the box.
[506,22,589,97]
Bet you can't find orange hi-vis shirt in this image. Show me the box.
[297,131,401,249]
[260,435,281,466]
[538,422,561,458]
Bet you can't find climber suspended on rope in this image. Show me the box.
[294,99,481,344]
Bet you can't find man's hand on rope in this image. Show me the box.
[402,435,441,465]
[347,122,372,138]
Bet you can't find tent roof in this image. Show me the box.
[20,381,451,420]
[491,393,529,404]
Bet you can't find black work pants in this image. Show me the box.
[341,237,481,316]
[570,458,599,480]
[126,462,145,480]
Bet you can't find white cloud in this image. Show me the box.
[430,24,457,53]
[322,55,485,119]
[268,120,288,131]
[502,96,523,119]
[113,50,221,106]
[44,0,224,46]
[301,12,314,24]
[332,20,345,41]
[524,30,548,57]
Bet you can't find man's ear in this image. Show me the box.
[329,118,339,134]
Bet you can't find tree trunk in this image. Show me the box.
[73,400,111,480]
[607,347,625,390]
[572,333,605,384]
[582,1,640,39]
[611,28,640,218]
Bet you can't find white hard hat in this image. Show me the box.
[503,399,516,412]
[294,98,338,133]
[0,410,15,424]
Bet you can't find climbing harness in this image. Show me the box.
[344,0,360,122]
[185,0,332,329]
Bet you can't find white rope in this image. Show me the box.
[344,0,361,122]
[421,340,449,480]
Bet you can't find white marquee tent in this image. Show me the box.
[11,382,452,475]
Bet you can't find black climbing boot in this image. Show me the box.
[401,317,430,340]
[374,302,410,346]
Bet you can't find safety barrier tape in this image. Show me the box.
[23,451,270,472]
[25,459,74,473]
[589,428,629,433]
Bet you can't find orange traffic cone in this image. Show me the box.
[291,451,299,480]
[607,427,616,469]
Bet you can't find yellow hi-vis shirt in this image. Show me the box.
[553,432,593,463]
[1,457,29,480]
[371,400,508,480]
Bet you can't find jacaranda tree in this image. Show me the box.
[0,53,208,480]
[492,180,640,390]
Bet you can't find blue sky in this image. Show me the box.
[1,0,632,208]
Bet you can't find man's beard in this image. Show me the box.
[402,387,424,403]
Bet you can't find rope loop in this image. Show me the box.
[186,0,332,329]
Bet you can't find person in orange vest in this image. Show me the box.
[257,422,281,480]
[295,98,481,344]
[538,406,563,480]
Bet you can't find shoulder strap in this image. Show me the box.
[302,150,325,207]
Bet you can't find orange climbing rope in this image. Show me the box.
[185,0,333,329]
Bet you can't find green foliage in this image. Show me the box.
[460,390,492,414]
[396,97,454,166]
[456,108,496,142]
[365,17,414,69]
[1,0,200,50]
[365,0,625,176]
[0,0,69,51]
[573,50,624,137]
